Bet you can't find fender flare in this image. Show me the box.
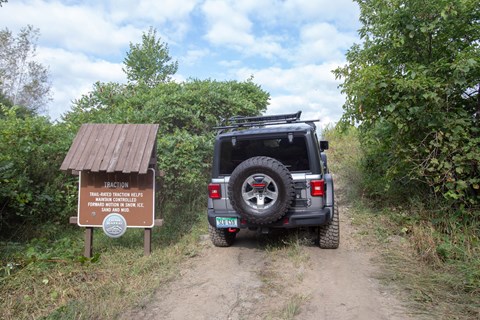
[324,173,335,219]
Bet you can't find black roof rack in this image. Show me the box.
[214,111,318,131]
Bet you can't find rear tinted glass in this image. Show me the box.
[219,137,309,174]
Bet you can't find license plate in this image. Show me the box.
[216,217,238,228]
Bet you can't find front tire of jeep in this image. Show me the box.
[318,206,340,249]
[228,156,295,224]
[209,224,236,247]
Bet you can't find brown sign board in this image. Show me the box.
[78,169,155,228]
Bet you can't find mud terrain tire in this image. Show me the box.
[319,206,340,249]
[228,156,295,224]
[209,225,236,247]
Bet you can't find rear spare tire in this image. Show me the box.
[228,156,295,224]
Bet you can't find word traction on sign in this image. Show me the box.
[78,169,155,228]
[104,181,129,188]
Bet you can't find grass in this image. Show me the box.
[262,231,312,267]
[268,294,310,320]
[258,231,312,319]
[0,194,209,319]
[347,203,480,320]
[323,124,480,320]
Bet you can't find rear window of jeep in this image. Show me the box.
[219,137,309,174]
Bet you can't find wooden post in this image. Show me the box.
[143,219,163,256]
[144,228,152,256]
[85,227,93,258]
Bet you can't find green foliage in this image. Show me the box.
[62,78,269,211]
[334,0,480,207]
[0,91,12,108]
[123,27,178,87]
[0,107,77,237]
[21,236,83,265]
[156,130,213,205]
[0,91,35,118]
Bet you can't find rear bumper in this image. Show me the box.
[207,206,333,229]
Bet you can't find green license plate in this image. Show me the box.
[216,217,238,228]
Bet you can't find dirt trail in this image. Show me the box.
[125,186,422,320]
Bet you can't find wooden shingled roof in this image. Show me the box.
[60,124,159,174]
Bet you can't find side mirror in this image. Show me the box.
[320,140,329,151]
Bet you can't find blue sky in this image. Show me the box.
[0,0,360,128]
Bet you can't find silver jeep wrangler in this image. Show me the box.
[207,111,339,249]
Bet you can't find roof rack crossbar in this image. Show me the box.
[228,111,301,124]
[214,111,318,131]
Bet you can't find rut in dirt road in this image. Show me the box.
[125,207,423,319]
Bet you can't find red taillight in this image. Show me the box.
[208,183,221,199]
[310,180,325,196]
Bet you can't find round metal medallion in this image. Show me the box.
[102,213,127,238]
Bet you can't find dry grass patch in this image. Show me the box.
[0,210,208,320]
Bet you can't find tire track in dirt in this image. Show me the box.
[125,185,425,320]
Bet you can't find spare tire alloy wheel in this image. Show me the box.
[228,156,294,224]
[242,174,278,210]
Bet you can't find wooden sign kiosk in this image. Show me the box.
[60,124,163,257]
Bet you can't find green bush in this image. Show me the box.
[0,107,76,238]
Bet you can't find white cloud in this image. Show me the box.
[296,23,358,63]
[202,0,254,47]
[108,0,198,24]
[181,48,211,66]
[268,95,337,130]
[236,62,342,93]
[36,47,125,119]
[106,0,200,41]
[201,0,286,59]
[233,62,345,127]
[219,60,242,68]
[200,0,359,63]
[0,0,201,56]
[281,0,360,30]
[0,0,141,56]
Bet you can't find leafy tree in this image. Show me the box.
[0,25,51,113]
[123,27,178,87]
[0,1,7,7]
[334,0,480,206]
